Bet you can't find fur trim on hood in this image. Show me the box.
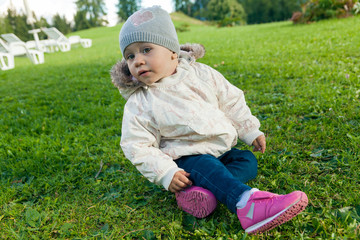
[110,43,205,100]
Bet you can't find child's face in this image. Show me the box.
[124,42,178,85]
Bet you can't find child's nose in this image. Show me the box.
[134,54,145,66]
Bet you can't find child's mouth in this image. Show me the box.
[139,70,150,76]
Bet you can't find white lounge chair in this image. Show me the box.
[28,29,59,53]
[1,32,56,53]
[0,38,44,65]
[0,52,14,70]
[41,27,92,52]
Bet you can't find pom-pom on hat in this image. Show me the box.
[119,6,180,56]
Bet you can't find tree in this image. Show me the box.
[13,15,30,40]
[1,8,36,41]
[37,17,50,29]
[4,8,16,34]
[175,0,193,15]
[74,10,91,31]
[117,0,140,21]
[238,0,302,24]
[191,0,211,20]
[75,0,107,30]
[52,14,71,35]
[207,0,246,25]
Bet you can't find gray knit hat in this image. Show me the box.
[119,6,180,56]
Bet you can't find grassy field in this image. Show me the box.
[0,15,359,239]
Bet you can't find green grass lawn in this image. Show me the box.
[1,15,359,239]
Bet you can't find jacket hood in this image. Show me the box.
[110,43,205,100]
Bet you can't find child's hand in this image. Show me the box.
[168,170,192,193]
[252,135,266,153]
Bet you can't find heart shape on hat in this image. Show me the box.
[131,11,154,26]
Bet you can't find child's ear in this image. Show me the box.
[171,52,178,60]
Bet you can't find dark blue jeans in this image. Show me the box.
[175,148,257,213]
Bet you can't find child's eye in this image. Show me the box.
[126,54,134,60]
[143,47,151,54]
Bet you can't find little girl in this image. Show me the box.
[111,6,308,235]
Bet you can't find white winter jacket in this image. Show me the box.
[111,44,263,190]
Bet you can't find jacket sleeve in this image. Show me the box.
[120,98,182,190]
[206,64,264,146]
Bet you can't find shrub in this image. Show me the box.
[176,23,190,32]
[354,2,360,13]
[217,16,246,27]
[291,0,359,23]
[207,0,246,27]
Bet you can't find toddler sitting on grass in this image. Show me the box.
[111,6,308,235]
